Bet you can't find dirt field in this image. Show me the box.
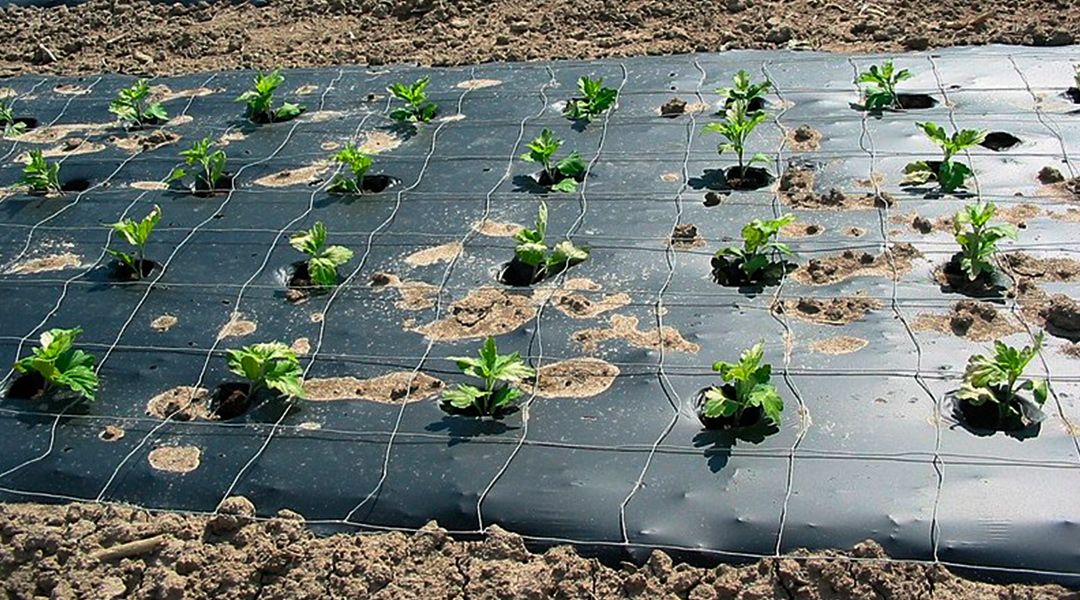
[0,497,1075,599]
[0,0,1077,76]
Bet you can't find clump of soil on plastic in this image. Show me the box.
[808,336,867,354]
[793,243,920,285]
[130,180,168,191]
[18,122,110,144]
[473,218,523,237]
[98,425,124,442]
[304,371,444,403]
[5,252,82,274]
[532,286,631,319]
[150,314,177,331]
[414,288,535,341]
[456,78,502,90]
[785,125,822,152]
[358,130,402,154]
[1038,166,1066,185]
[670,223,705,249]
[528,358,619,398]
[18,137,105,159]
[217,130,247,146]
[779,221,823,238]
[147,446,201,474]
[253,160,330,187]
[1001,252,1080,282]
[405,242,463,267]
[109,129,181,154]
[147,84,218,103]
[290,337,311,355]
[146,386,213,421]
[370,271,439,310]
[1016,280,1080,342]
[216,314,256,339]
[1063,343,1080,359]
[912,300,1022,342]
[572,314,699,354]
[779,296,881,325]
[777,165,886,210]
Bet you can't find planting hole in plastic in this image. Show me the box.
[980,131,1022,151]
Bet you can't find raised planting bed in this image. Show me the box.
[0,46,1078,586]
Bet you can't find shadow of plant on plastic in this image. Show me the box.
[691,421,778,473]
[425,411,520,447]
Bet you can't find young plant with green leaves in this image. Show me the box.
[717,70,772,108]
[109,79,168,127]
[289,222,354,287]
[703,342,783,428]
[167,138,227,193]
[12,327,98,401]
[236,70,304,123]
[956,332,1047,426]
[563,75,618,121]
[855,60,912,111]
[952,201,1017,281]
[0,99,26,137]
[512,201,589,280]
[387,77,438,123]
[225,342,305,399]
[704,101,770,179]
[106,205,161,279]
[328,143,374,194]
[521,129,586,193]
[715,214,795,281]
[903,122,986,193]
[442,336,535,416]
[19,149,62,195]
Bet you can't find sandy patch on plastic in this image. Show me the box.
[148,446,201,473]
[304,372,444,403]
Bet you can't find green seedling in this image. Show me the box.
[19,149,62,195]
[236,69,304,123]
[521,129,586,193]
[563,75,618,121]
[388,77,438,123]
[715,214,795,280]
[952,201,1017,281]
[226,342,305,399]
[167,138,227,193]
[717,70,772,108]
[106,205,161,279]
[903,122,986,193]
[513,201,589,279]
[109,79,168,127]
[956,332,1047,425]
[289,222,354,287]
[704,101,770,179]
[703,342,783,427]
[13,327,98,401]
[0,99,26,137]
[442,336,535,416]
[328,142,374,194]
[855,60,912,111]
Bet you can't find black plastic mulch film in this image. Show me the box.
[0,46,1078,584]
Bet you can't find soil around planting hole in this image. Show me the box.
[777,165,888,210]
[146,386,213,421]
[528,358,620,398]
[370,271,439,310]
[414,288,535,341]
[778,296,881,325]
[147,446,201,474]
[912,300,1022,342]
[572,314,699,354]
[793,243,920,285]
[404,242,463,267]
[4,252,82,274]
[808,336,868,354]
[358,130,403,154]
[304,372,444,403]
[785,125,822,152]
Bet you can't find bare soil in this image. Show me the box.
[792,244,920,286]
[530,358,620,398]
[0,498,1074,600]
[777,165,886,211]
[303,371,444,403]
[572,314,699,354]
[413,287,535,341]
[779,296,882,325]
[807,335,868,354]
[912,300,1023,342]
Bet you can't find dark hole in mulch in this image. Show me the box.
[895,93,937,109]
[498,257,569,287]
[60,178,92,193]
[980,132,1021,152]
[1065,88,1080,104]
[112,258,159,280]
[192,173,235,198]
[12,117,38,130]
[724,166,772,191]
[5,372,46,400]
[211,382,251,420]
[711,255,789,289]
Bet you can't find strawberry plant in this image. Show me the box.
[717,70,772,109]
[903,122,986,193]
[855,60,912,111]
[955,332,1047,428]
[106,205,161,279]
[12,327,98,401]
[328,142,374,194]
[289,222,354,287]
[441,336,534,416]
[167,138,227,193]
[713,214,795,285]
[236,70,304,123]
[521,129,586,193]
[507,201,589,284]
[701,342,783,428]
[704,101,770,185]
[109,79,168,127]
[19,149,62,195]
[0,99,26,137]
[226,342,305,399]
[563,75,618,121]
[952,201,1017,281]
[388,77,438,123]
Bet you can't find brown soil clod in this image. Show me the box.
[304,371,444,403]
[147,446,201,474]
[150,314,178,331]
[414,288,535,341]
[455,78,502,90]
[913,300,1023,341]
[109,129,180,153]
[780,221,823,238]
[253,160,330,188]
[1001,252,1080,282]
[778,296,881,325]
[370,271,440,310]
[808,335,868,354]
[1016,280,1080,342]
[572,314,699,354]
[404,242,463,267]
[533,288,631,319]
[785,125,822,152]
[659,97,687,117]
[473,219,523,237]
[670,223,705,250]
[793,243,920,285]
[1038,166,1066,185]
[98,425,124,442]
[358,130,402,154]
[146,386,213,421]
[217,314,256,339]
[528,358,620,398]
[703,191,728,207]
[5,252,82,274]
[777,164,886,210]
